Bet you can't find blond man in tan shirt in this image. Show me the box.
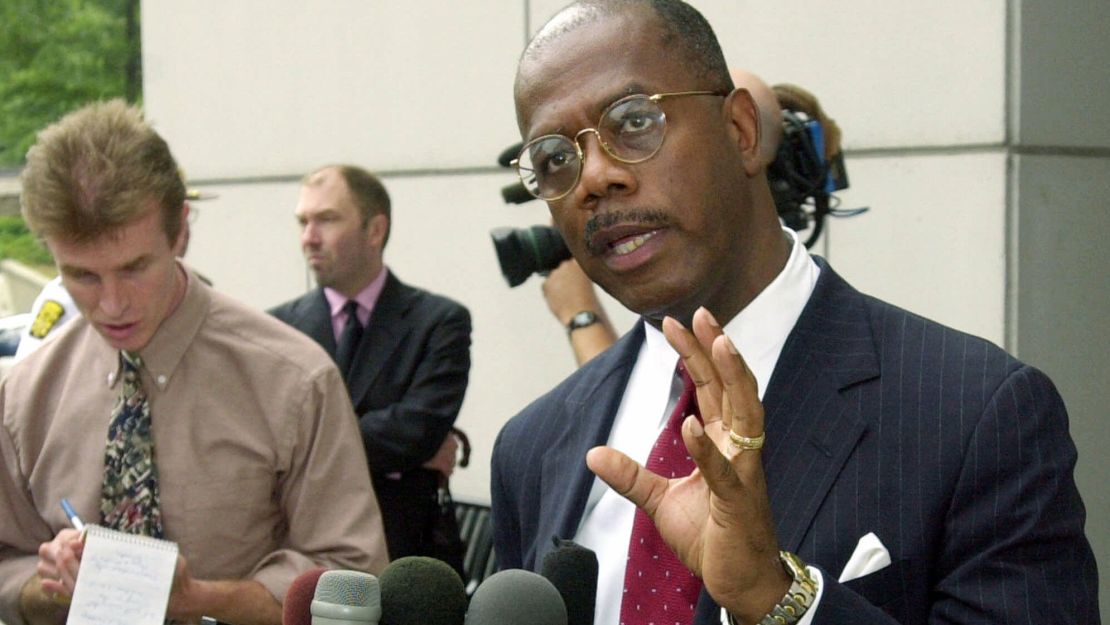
[0,100,388,625]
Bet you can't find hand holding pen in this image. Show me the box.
[34,499,87,601]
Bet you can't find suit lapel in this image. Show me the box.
[299,290,337,355]
[760,258,879,551]
[537,323,645,556]
[345,273,411,404]
[694,259,881,624]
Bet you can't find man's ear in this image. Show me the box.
[368,213,389,248]
[723,88,763,177]
[172,202,190,256]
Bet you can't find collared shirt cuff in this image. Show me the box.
[719,565,824,625]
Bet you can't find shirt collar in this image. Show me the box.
[638,228,820,399]
[724,227,820,397]
[324,266,389,321]
[108,261,208,392]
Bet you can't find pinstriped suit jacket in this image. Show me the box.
[490,257,1099,624]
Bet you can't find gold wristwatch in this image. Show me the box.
[727,551,818,625]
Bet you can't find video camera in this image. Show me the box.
[491,102,859,287]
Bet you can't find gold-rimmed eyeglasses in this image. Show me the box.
[512,90,728,201]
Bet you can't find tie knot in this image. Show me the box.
[343,300,361,325]
[121,351,142,372]
[116,352,144,403]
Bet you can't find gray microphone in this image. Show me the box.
[464,569,567,625]
[311,570,381,625]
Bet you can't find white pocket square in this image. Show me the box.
[838,532,891,582]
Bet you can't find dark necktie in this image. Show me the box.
[335,300,363,378]
[619,360,703,625]
[100,352,164,538]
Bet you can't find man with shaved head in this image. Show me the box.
[491,1,1098,624]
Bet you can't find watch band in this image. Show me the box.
[725,551,818,625]
[566,310,599,333]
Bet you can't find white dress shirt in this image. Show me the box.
[575,228,823,625]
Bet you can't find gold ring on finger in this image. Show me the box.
[729,430,765,451]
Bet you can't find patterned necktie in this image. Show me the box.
[619,360,703,625]
[335,300,363,378]
[100,352,164,538]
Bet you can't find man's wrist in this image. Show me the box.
[166,576,205,623]
[167,577,282,625]
[724,552,819,625]
[566,310,600,333]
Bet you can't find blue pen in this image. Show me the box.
[60,498,85,531]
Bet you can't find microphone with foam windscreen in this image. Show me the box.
[464,569,567,625]
[283,568,328,625]
[379,556,468,625]
[311,570,381,625]
[541,538,597,625]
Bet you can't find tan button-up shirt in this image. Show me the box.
[0,267,388,625]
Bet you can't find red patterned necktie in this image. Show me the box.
[619,361,703,625]
[100,352,164,538]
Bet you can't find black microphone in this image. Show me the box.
[464,569,567,625]
[379,556,468,625]
[541,538,597,625]
[310,570,381,625]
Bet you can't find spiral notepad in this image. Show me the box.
[66,525,178,625]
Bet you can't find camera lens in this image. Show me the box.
[489,225,572,287]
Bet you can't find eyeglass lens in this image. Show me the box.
[517,96,668,199]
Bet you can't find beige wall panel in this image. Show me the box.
[142,2,524,180]
[527,0,1006,150]
[825,151,1007,346]
[185,181,307,306]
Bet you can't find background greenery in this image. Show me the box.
[0,0,139,268]
[0,216,54,270]
[0,0,140,167]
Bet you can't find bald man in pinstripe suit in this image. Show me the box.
[491,1,1099,624]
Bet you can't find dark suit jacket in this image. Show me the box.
[271,271,471,560]
[491,258,1098,624]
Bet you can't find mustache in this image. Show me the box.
[583,209,670,255]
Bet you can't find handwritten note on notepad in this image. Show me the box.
[66,525,178,625]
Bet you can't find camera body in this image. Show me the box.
[768,110,850,241]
